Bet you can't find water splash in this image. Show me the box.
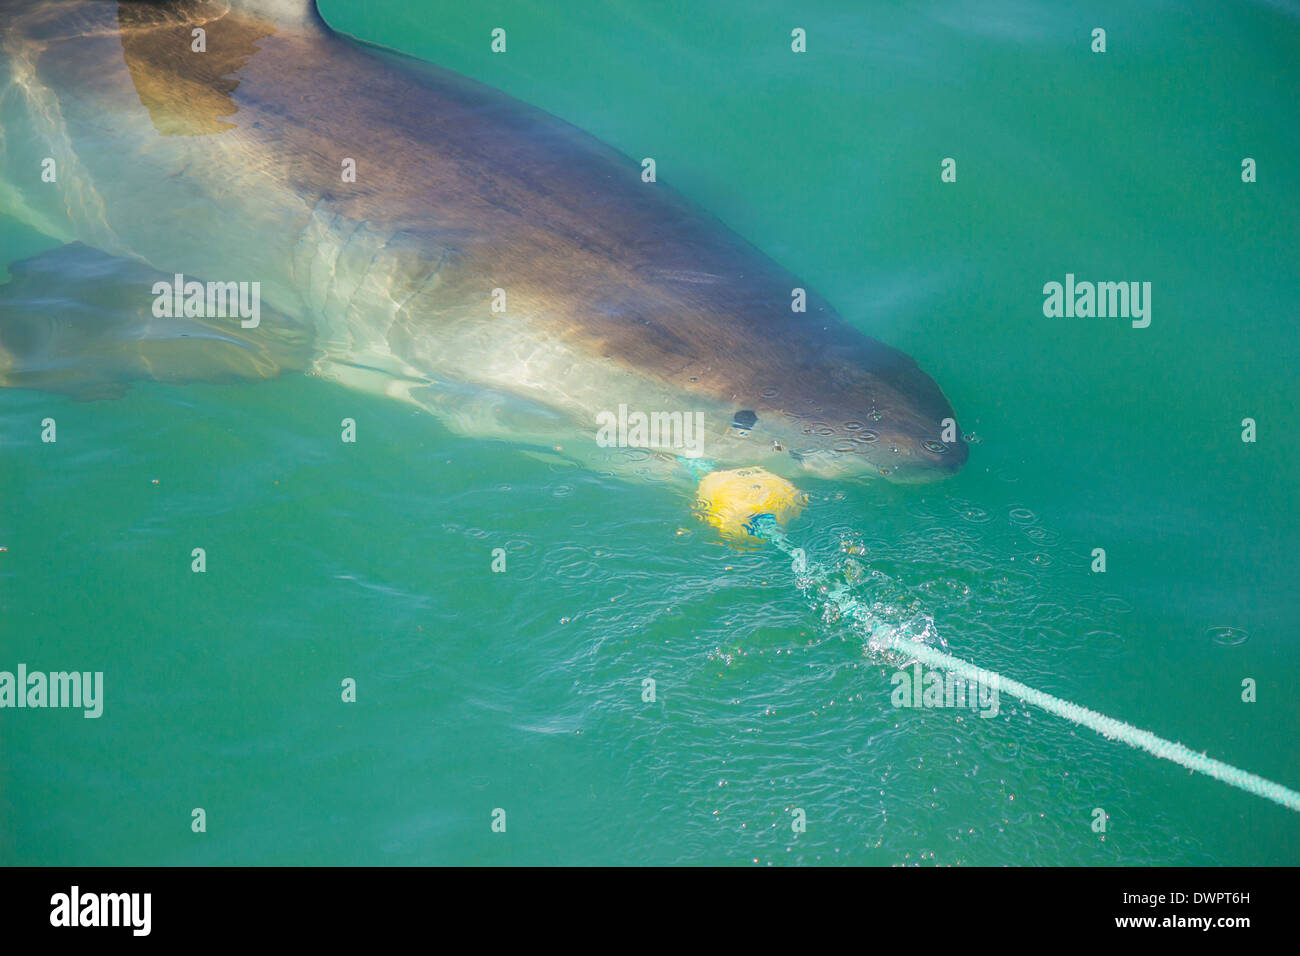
[749,515,1300,815]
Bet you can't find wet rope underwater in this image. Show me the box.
[745,514,1300,815]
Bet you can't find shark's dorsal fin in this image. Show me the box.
[220,0,326,29]
[114,0,327,136]
[122,0,327,29]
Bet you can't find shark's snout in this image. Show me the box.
[725,356,968,483]
[783,418,968,482]
[693,316,970,484]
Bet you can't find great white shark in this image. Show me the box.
[0,0,968,487]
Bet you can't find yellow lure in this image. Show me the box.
[694,466,806,540]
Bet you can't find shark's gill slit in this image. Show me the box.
[744,514,1300,814]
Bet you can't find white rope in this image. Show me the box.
[749,516,1300,814]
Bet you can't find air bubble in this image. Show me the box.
[955,502,990,523]
[1208,626,1249,647]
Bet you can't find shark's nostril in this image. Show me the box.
[922,439,947,454]
[731,410,757,430]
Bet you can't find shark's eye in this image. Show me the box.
[922,439,947,454]
[731,410,758,430]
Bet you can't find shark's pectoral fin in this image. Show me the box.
[0,243,316,400]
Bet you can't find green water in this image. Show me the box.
[2,0,1298,865]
